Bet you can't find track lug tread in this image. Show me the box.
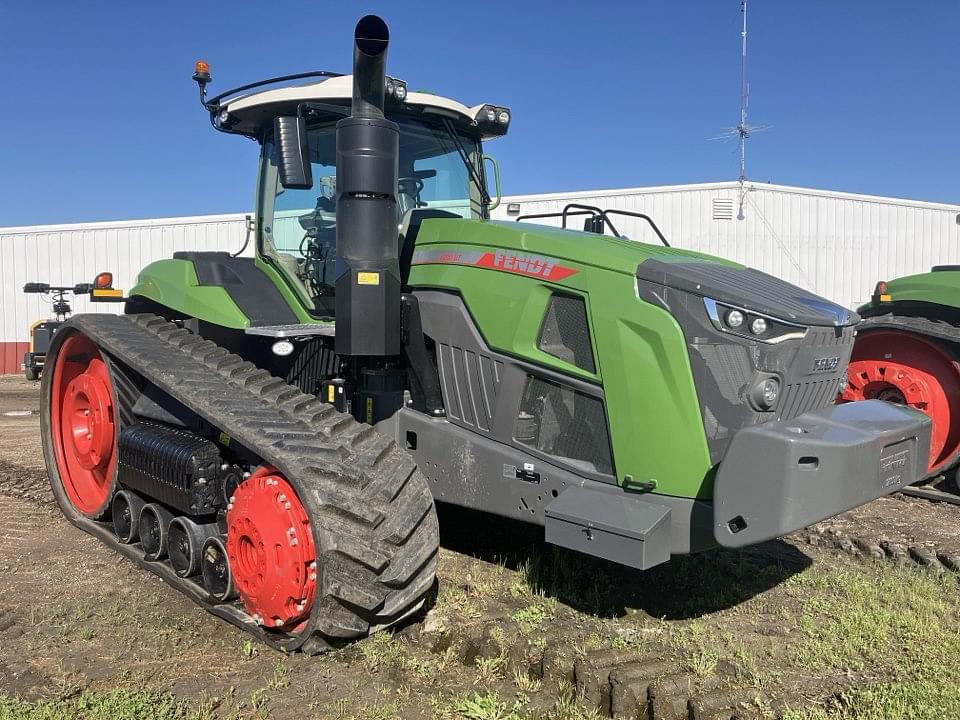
[43,313,440,654]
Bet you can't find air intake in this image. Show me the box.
[334,15,401,356]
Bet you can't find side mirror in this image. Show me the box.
[274,116,313,189]
[483,155,501,211]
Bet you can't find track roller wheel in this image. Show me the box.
[44,331,118,518]
[842,329,960,473]
[226,467,316,631]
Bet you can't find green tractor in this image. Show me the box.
[842,268,960,481]
[40,15,931,652]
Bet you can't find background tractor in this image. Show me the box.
[21,274,121,381]
[39,15,931,652]
[842,267,960,482]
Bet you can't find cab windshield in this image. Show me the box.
[259,116,485,317]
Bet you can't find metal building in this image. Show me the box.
[2,181,958,374]
[492,181,960,311]
[0,213,251,374]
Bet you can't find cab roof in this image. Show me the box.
[220,74,503,140]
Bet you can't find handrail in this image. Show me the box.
[514,203,670,246]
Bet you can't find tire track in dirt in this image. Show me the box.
[0,457,53,508]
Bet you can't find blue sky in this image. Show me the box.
[1,1,957,226]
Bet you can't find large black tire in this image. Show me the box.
[24,365,39,382]
[40,314,440,652]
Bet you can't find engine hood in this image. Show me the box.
[636,258,855,328]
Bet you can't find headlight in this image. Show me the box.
[475,105,512,136]
[703,298,807,344]
[725,309,744,328]
[271,340,294,357]
[749,376,780,411]
[386,78,408,101]
[760,378,779,406]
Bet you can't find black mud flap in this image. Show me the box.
[545,487,672,570]
[713,399,931,548]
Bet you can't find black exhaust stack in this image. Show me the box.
[335,15,401,357]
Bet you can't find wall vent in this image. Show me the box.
[712,198,734,220]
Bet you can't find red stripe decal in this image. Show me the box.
[475,251,577,281]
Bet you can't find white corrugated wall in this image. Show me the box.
[0,213,249,372]
[490,181,960,311]
[2,182,958,372]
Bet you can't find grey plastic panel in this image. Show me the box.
[713,399,932,548]
[393,408,716,558]
[414,290,616,485]
[637,277,856,465]
[545,488,672,569]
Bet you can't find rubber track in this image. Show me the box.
[858,313,960,477]
[46,313,439,653]
[859,313,960,347]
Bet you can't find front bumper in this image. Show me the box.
[713,399,931,548]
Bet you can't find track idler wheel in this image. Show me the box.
[139,503,175,561]
[112,490,147,544]
[843,329,960,473]
[46,332,119,518]
[168,517,219,578]
[226,467,316,631]
[201,536,238,602]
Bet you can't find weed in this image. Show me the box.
[513,668,542,693]
[268,659,289,690]
[511,603,551,631]
[452,691,522,720]
[474,655,505,685]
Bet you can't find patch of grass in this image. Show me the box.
[511,602,552,631]
[790,564,957,674]
[268,659,289,690]
[473,655,505,685]
[0,689,200,720]
[512,668,542,693]
[782,678,960,720]
[358,630,407,672]
[451,691,523,720]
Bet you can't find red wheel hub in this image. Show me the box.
[50,333,117,516]
[226,467,316,630]
[841,329,960,473]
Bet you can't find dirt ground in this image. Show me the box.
[1,373,959,720]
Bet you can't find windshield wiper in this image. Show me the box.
[439,118,490,207]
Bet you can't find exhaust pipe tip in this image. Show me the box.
[355,14,389,56]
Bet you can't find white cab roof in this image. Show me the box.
[224,75,496,136]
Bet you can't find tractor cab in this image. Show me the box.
[195,68,510,318]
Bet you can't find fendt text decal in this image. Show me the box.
[411,248,578,282]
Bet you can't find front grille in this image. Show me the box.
[777,378,841,421]
[776,325,856,421]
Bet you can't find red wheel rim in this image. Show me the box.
[226,467,316,630]
[50,333,118,515]
[841,329,960,473]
